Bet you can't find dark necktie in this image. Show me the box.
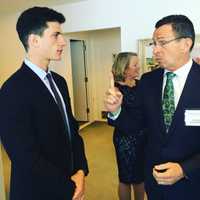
[46,73,74,171]
[162,72,176,132]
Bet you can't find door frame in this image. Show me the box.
[70,39,90,122]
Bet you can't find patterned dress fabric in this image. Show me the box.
[162,72,176,132]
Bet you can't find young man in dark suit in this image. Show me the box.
[0,7,88,200]
[105,15,200,200]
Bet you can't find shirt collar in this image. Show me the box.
[24,58,51,80]
[164,58,193,78]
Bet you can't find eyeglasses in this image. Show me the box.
[149,37,184,48]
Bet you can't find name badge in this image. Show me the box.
[185,109,200,126]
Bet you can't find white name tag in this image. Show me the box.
[185,109,200,126]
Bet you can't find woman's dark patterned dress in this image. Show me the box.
[113,81,146,184]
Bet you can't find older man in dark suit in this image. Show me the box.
[0,7,88,200]
[105,15,200,200]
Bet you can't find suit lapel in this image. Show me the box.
[148,68,166,140]
[155,69,166,134]
[157,70,167,140]
[21,63,73,148]
[21,64,63,118]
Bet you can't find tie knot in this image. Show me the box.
[166,72,176,80]
[46,73,52,81]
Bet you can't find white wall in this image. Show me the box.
[0,13,24,86]
[1,0,200,86]
[54,0,200,51]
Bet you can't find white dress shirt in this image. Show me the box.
[109,58,193,119]
[162,59,193,109]
[24,58,68,116]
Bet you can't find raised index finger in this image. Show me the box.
[109,71,115,89]
[109,72,116,96]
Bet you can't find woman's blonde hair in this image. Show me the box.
[112,52,137,82]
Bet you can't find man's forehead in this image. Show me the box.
[46,21,61,28]
[45,22,62,31]
[153,24,174,39]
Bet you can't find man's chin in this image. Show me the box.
[156,61,165,68]
[52,57,62,61]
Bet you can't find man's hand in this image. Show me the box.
[104,72,123,112]
[153,162,184,185]
[71,170,85,200]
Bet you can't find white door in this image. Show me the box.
[70,40,89,122]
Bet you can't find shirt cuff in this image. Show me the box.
[108,107,121,120]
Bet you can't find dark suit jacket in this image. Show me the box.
[112,61,200,200]
[0,63,88,200]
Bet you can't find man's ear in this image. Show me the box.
[28,34,40,48]
[184,38,193,52]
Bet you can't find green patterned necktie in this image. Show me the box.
[162,72,176,132]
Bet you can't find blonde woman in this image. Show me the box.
[108,52,146,200]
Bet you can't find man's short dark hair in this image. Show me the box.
[16,6,65,51]
[155,15,195,51]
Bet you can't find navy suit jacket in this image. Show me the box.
[113,61,200,200]
[0,63,88,200]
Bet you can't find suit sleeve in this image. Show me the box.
[180,154,200,178]
[59,77,89,176]
[107,78,147,134]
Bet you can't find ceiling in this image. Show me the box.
[0,0,86,14]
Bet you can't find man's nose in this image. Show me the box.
[59,35,66,46]
[153,45,161,55]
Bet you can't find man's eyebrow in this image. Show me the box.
[153,36,166,40]
[51,31,62,36]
